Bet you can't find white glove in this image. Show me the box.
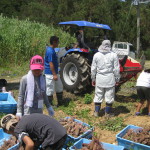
[47,106,55,116]
[16,113,22,120]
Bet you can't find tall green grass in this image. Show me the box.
[0,15,75,66]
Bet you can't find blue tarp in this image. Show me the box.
[59,21,111,30]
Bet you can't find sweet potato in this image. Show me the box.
[59,117,90,137]
[123,127,150,146]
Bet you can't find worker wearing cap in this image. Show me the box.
[44,36,63,107]
[91,40,120,117]
[16,55,54,119]
[1,114,67,150]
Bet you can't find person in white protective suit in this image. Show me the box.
[91,40,120,117]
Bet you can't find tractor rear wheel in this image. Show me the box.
[60,53,90,93]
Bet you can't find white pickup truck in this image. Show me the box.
[112,41,136,59]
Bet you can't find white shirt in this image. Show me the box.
[136,71,150,88]
[91,51,120,87]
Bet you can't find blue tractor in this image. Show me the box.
[57,21,142,94]
[57,21,112,93]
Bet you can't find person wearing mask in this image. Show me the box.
[16,55,54,119]
[91,40,120,117]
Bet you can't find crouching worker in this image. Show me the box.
[91,40,120,117]
[16,55,54,119]
[1,114,67,150]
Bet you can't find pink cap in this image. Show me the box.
[30,55,44,70]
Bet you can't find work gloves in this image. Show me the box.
[47,106,55,117]
[16,106,55,118]
[16,113,22,120]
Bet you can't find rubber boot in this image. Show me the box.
[105,106,112,114]
[94,103,101,117]
[48,95,54,106]
[135,112,141,116]
[56,92,63,107]
[105,103,114,118]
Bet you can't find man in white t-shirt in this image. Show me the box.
[135,69,150,116]
[136,68,150,116]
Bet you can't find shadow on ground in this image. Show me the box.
[141,107,148,115]
[113,106,130,116]
[98,106,130,117]
[62,97,72,107]
[116,93,138,103]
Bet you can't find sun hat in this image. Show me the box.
[1,114,18,130]
[98,40,111,53]
[30,55,44,71]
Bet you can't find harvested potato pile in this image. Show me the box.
[0,136,24,150]
[59,117,89,137]
[0,136,17,150]
[123,128,150,146]
[74,137,104,150]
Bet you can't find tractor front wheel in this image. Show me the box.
[60,53,90,93]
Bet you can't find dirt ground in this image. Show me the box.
[53,102,150,144]
[1,61,150,146]
[5,82,149,145]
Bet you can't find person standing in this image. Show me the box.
[44,36,63,106]
[91,40,120,117]
[135,68,150,116]
[16,55,54,119]
[1,113,67,150]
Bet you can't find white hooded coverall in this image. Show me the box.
[91,45,120,104]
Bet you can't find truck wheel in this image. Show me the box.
[60,53,90,93]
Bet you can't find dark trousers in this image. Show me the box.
[43,134,67,150]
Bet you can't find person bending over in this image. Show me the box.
[1,113,67,150]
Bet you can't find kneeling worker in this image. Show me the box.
[1,113,67,150]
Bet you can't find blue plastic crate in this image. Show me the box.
[65,117,93,140]
[0,128,66,150]
[116,125,150,150]
[8,143,19,150]
[70,138,124,150]
[0,128,19,150]
[0,93,8,101]
[0,128,12,146]
[62,117,93,149]
[0,93,17,113]
[64,117,93,148]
